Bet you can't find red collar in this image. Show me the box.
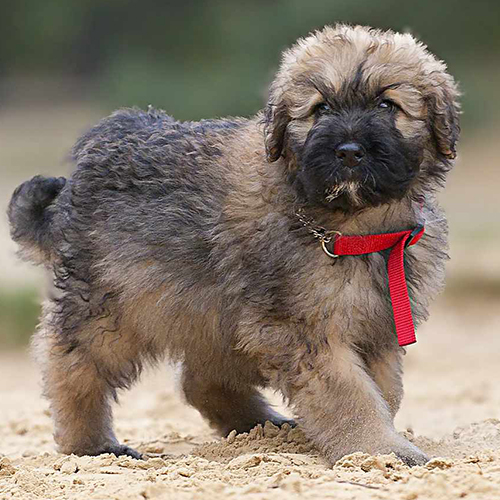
[322,225,425,347]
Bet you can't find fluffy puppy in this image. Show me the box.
[8,24,459,466]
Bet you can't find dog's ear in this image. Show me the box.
[427,76,461,160]
[264,86,291,163]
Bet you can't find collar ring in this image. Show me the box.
[320,231,342,258]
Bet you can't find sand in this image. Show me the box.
[1,299,499,500]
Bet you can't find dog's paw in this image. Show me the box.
[222,416,296,436]
[396,449,429,467]
[268,417,297,429]
[97,444,143,459]
[393,442,429,467]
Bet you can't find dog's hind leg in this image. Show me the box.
[180,353,294,436]
[365,348,405,419]
[33,299,152,458]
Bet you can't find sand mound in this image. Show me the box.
[192,422,316,463]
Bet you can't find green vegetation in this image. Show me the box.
[0,289,41,348]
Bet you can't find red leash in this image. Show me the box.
[326,225,425,347]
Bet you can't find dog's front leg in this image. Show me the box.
[274,341,428,467]
[364,348,405,419]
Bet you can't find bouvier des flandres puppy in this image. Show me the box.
[8,24,460,465]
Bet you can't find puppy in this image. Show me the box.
[8,24,459,465]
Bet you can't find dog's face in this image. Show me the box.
[264,25,460,211]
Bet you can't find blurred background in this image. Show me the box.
[0,0,499,347]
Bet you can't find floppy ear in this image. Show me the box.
[427,76,461,160]
[263,88,291,163]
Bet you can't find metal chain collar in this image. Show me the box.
[295,209,341,258]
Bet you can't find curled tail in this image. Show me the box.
[8,175,66,264]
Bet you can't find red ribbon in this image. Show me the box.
[331,225,425,347]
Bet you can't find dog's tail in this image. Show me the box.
[8,175,66,265]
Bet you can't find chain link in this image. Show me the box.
[296,209,341,257]
[296,209,329,241]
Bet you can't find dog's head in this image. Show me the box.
[264,25,460,211]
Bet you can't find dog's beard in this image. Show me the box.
[325,181,362,206]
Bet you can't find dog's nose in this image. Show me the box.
[335,142,365,167]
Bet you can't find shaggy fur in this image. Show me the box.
[8,25,459,466]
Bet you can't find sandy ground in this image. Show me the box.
[1,298,500,500]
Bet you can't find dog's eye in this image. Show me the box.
[315,103,332,115]
[379,100,397,111]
